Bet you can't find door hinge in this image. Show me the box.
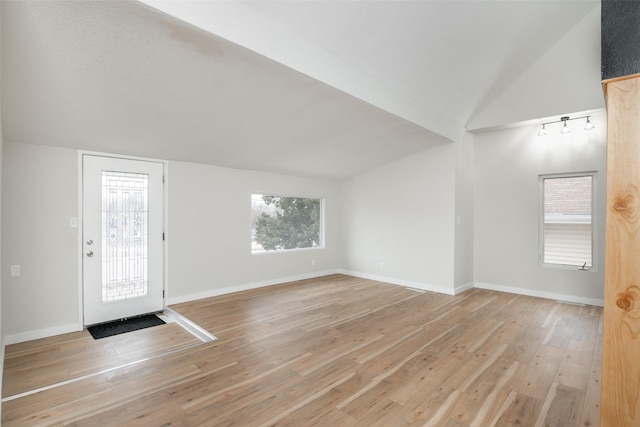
[163,290,165,298]
[162,176,165,183]
[162,232,165,241]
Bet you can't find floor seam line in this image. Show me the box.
[1,341,204,402]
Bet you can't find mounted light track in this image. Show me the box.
[538,115,595,136]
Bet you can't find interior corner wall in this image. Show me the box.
[166,161,341,303]
[454,132,474,289]
[473,110,607,305]
[467,4,603,130]
[339,143,456,294]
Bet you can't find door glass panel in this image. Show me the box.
[102,171,149,302]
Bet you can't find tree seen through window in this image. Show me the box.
[251,194,322,252]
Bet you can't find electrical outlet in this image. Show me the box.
[10,265,21,277]
[69,217,78,228]
[311,259,316,266]
[379,262,384,270]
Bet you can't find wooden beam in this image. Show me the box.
[602,75,640,426]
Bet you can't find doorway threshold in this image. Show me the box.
[160,307,217,343]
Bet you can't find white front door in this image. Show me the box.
[82,155,164,326]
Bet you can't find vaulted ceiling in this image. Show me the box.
[1,0,603,179]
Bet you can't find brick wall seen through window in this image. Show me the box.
[540,173,595,269]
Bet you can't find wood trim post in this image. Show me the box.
[602,74,640,426]
[601,1,640,424]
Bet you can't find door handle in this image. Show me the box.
[86,251,94,257]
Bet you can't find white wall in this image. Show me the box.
[454,133,474,289]
[166,160,340,303]
[0,143,341,341]
[2,143,80,342]
[0,6,4,411]
[473,111,607,305]
[339,143,457,293]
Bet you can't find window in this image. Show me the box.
[539,172,596,269]
[251,194,323,253]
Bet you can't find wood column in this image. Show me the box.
[602,74,640,426]
[601,1,640,425]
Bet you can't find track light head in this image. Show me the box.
[538,124,547,137]
[560,117,571,135]
[584,116,595,131]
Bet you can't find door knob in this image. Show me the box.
[86,251,94,257]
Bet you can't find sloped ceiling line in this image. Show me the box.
[139,0,463,143]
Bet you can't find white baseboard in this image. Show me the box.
[337,269,456,295]
[5,276,603,345]
[5,322,83,345]
[454,281,474,295]
[166,269,340,305]
[474,282,604,307]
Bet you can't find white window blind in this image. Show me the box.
[539,173,595,269]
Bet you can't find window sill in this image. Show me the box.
[251,246,325,255]
[539,262,597,272]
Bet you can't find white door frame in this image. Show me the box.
[77,151,169,327]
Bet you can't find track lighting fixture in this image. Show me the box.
[538,124,547,136]
[584,116,595,131]
[538,115,595,136]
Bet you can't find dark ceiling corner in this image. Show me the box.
[602,0,640,81]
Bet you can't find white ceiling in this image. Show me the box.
[1,0,602,180]
[238,0,596,124]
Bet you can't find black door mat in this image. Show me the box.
[87,314,165,339]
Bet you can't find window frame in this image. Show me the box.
[251,193,325,254]
[538,171,597,271]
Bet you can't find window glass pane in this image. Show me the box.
[251,194,322,253]
[542,174,593,268]
[102,171,149,302]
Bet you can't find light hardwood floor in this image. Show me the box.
[2,274,602,426]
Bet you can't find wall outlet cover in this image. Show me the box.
[10,265,21,277]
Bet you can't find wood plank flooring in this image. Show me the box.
[2,274,603,426]
[2,322,202,399]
